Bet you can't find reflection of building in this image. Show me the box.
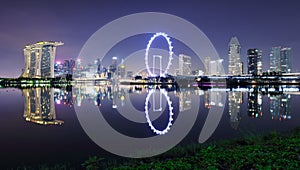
[54,87,73,106]
[228,92,243,129]
[178,54,192,75]
[228,37,243,75]
[21,41,63,78]
[204,91,211,108]
[209,91,225,107]
[127,71,133,78]
[270,94,291,121]
[22,88,63,125]
[247,48,262,75]
[248,88,262,118]
[179,91,191,112]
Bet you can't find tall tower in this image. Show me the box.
[178,54,191,76]
[247,48,262,75]
[109,57,118,73]
[270,46,281,72]
[204,56,211,75]
[228,37,243,75]
[280,47,292,73]
[269,47,292,73]
[21,41,63,78]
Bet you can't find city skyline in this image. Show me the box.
[0,0,300,77]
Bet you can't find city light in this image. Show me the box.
[145,32,173,77]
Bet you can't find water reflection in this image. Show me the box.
[145,89,174,135]
[248,87,263,118]
[270,94,291,120]
[228,91,242,129]
[22,88,64,125]
[20,85,297,131]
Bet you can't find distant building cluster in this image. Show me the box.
[227,36,292,76]
[72,57,132,79]
[54,59,75,78]
[19,37,293,79]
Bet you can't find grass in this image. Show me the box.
[85,128,300,170]
[14,128,300,170]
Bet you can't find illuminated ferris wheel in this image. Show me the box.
[145,32,173,77]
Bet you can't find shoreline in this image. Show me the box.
[12,127,300,169]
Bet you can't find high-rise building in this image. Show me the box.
[280,47,292,73]
[247,48,262,75]
[209,59,224,75]
[54,61,64,77]
[63,59,75,75]
[269,47,292,73]
[270,47,281,72]
[118,59,126,78]
[228,37,243,75]
[178,54,191,75]
[21,41,63,78]
[204,56,211,75]
[109,57,118,73]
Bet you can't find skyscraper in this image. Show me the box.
[209,59,224,75]
[109,57,118,73]
[204,56,211,75]
[269,47,292,73]
[280,47,292,73]
[118,59,126,78]
[21,41,63,78]
[228,37,243,75]
[270,47,281,72]
[178,54,191,75]
[247,48,262,75]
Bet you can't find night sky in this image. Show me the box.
[0,0,299,77]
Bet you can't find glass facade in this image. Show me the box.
[179,54,191,76]
[280,48,292,73]
[228,37,243,75]
[247,48,262,75]
[21,41,63,78]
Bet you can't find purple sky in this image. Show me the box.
[0,0,300,77]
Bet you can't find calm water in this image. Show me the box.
[0,84,299,168]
